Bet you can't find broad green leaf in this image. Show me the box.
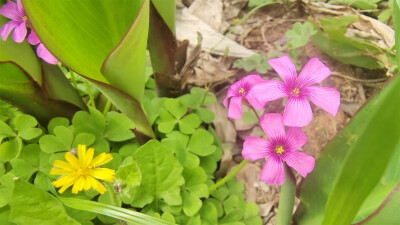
[196,108,215,124]
[101,0,149,101]
[395,0,400,66]
[23,0,154,138]
[200,202,218,225]
[158,109,177,133]
[47,117,69,134]
[72,133,96,148]
[23,0,141,86]
[182,191,202,216]
[0,63,81,124]
[0,120,16,143]
[104,112,135,142]
[39,135,69,153]
[0,16,41,85]
[294,76,400,225]
[73,108,105,138]
[10,158,37,180]
[187,129,217,156]
[115,159,142,189]
[179,113,201,134]
[15,114,42,141]
[165,99,187,119]
[41,63,87,110]
[0,138,22,162]
[10,180,79,225]
[151,0,175,33]
[131,140,184,207]
[363,187,400,224]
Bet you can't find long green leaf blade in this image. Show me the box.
[60,197,174,225]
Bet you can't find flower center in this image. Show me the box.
[290,88,300,97]
[238,88,246,96]
[22,16,27,21]
[76,168,89,176]
[275,145,285,155]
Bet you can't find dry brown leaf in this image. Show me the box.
[207,103,237,143]
[235,162,261,202]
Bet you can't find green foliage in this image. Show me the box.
[248,0,276,7]
[233,53,271,73]
[329,0,382,9]
[294,76,400,224]
[10,180,79,225]
[286,22,317,49]
[311,16,395,71]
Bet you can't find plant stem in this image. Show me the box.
[85,80,96,108]
[104,182,127,225]
[250,106,261,121]
[209,159,249,193]
[70,71,78,89]
[276,165,297,225]
[103,100,112,116]
[199,86,210,107]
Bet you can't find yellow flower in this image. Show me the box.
[50,144,115,194]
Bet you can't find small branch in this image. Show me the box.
[331,71,388,83]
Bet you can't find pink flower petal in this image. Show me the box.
[268,55,297,88]
[296,57,331,88]
[281,151,315,178]
[286,127,307,150]
[251,80,288,104]
[0,0,21,21]
[245,90,265,110]
[241,74,263,85]
[37,43,59,64]
[260,113,286,140]
[0,20,18,41]
[304,86,340,116]
[283,97,313,127]
[242,136,272,160]
[12,21,26,43]
[260,155,285,185]
[27,29,40,45]
[16,0,24,14]
[227,96,243,119]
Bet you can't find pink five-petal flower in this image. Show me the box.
[37,43,58,64]
[0,0,28,43]
[223,75,266,119]
[252,55,340,127]
[242,113,315,185]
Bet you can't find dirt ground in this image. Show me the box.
[178,0,390,224]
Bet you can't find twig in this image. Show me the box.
[331,71,388,83]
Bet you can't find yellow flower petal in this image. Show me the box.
[53,174,79,193]
[65,152,81,169]
[88,168,115,182]
[53,160,75,171]
[77,144,87,164]
[90,153,113,167]
[83,176,92,191]
[84,148,94,167]
[72,176,85,194]
[50,168,71,175]
[88,177,107,194]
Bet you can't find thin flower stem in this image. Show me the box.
[85,81,96,108]
[250,106,261,122]
[199,86,210,107]
[70,71,78,89]
[104,182,128,225]
[103,100,112,116]
[276,164,297,225]
[209,159,249,193]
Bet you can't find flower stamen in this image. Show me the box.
[22,16,27,21]
[275,145,285,155]
[238,88,246,96]
[290,88,300,97]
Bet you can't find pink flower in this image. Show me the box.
[223,75,265,119]
[0,0,58,64]
[0,0,34,43]
[253,55,340,127]
[242,113,315,185]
